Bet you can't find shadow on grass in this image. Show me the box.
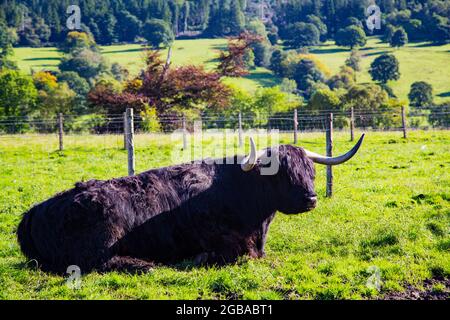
[31,64,58,68]
[310,47,349,54]
[24,57,60,61]
[244,71,281,88]
[207,57,221,64]
[210,44,228,51]
[101,47,146,54]
[437,92,450,98]
[363,50,390,57]
[359,46,378,51]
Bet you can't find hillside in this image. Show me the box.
[13,38,281,93]
[310,38,450,104]
[13,37,450,103]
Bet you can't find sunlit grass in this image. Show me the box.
[0,130,448,299]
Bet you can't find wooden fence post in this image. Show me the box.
[123,112,127,150]
[401,106,407,139]
[326,113,334,198]
[293,109,298,144]
[58,113,64,151]
[350,107,355,142]
[238,112,243,148]
[126,108,135,176]
[182,115,188,150]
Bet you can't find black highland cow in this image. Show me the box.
[18,136,364,274]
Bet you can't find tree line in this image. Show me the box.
[0,0,448,46]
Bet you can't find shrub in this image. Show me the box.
[140,105,161,133]
[66,114,107,134]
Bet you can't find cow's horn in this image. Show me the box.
[304,134,365,165]
[241,137,258,172]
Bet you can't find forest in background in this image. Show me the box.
[0,0,449,133]
[0,0,449,46]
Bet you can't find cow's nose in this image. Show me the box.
[307,196,317,208]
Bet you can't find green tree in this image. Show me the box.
[369,54,400,84]
[390,27,408,48]
[243,49,255,70]
[35,82,76,117]
[143,19,175,48]
[0,70,37,118]
[57,71,91,114]
[269,49,286,77]
[117,11,142,42]
[293,59,326,98]
[428,14,450,44]
[327,66,356,90]
[429,103,450,127]
[408,81,433,108]
[60,31,97,54]
[306,15,327,41]
[308,88,341,112]
[246,20,272,67]
[287,22,320,48]
[229,0,245,35]
[383,24,396,43]
[0,20,17,70]
[280,78,297,94]
[343,84,388,111]
[59,48,109,81]
[254,86,300,115]
[344,17,363,29]
[342,84,401,128]
[345,49,361,71]
[99,14,118,44]
[335,25,367,49]
[34,18,51,44]
[308,88,349,128]
[111,63,129,82]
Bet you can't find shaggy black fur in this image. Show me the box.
[17,145,316,274]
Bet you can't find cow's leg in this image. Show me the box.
[99,256,154,274]
[193,214,276,266]
[246,213,275,258]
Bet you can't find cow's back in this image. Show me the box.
[18,181,125,273]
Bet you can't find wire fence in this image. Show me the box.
[0,108,449,136]
[0,107,448,198]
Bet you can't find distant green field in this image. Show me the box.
[13,37,450,101]
[0,130,448,299]
[13,39,281,93]
[310,38,450,104]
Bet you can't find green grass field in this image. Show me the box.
[13,37,450,101]
[13,39,281,93]
[0,130,448,299]
[310,38,450,104]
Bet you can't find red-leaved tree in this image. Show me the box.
[217,32,263,77]
[88,32,262,126]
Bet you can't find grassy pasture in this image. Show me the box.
[13,38,450,101]
[310,38,450,103]
[13,39,281,93]
[0,130,448,299]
